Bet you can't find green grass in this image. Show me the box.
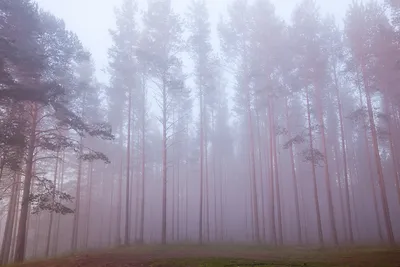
[6,244,400,267]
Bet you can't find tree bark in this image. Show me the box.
[334,66,354,244]
[71,137,83,251]
[161,76,167,245]
[53,151,65,255]
[0,174,19,265]
[365,89,395,245]
[45,151,59,257]
[285,98,302,245]
[305,87,324,246]
[84,162,93,249]
[125,87,133,245]
[198,88,204,244]
[14,103,38,263]
[315,82,338,246]
[267,100,277,246]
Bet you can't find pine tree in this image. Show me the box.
[141,0,185,244]
[107,0,139,245]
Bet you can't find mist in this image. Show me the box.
[0,0,400,265]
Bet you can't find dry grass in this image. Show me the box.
[7,244,400,267]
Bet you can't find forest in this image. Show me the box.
[0,0,400,265]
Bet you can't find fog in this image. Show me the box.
[0,0,400,264]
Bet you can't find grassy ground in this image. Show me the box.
[8,244,400,267]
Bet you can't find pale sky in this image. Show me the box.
[35,0,360,83]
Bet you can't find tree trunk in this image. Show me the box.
[333,145,348,243]
[185,152,189,241]
[305,87,324,246]
[71,137,83,251]
[177,158,180,242]
[384,98,400,206]
[53,151,65,255]
[365,89,395,245]
[212,144,217,241]
[45,151,59,257]
[267,100,277,246]
[161,77,167,245]
[198,89,204,244]
[334,67,354,244]
[255,112,266,243]
[100,167,107,247]
[220,158,225,241]
[11,185,21,261]
[84,162,93,249]
[247,93,259,243]
[125,88,133,245]
[0,174,19,265]
[285,98,302,245]
[358,91,384,242]
[108,166,115,247]
[139,95,146,243]
[172,152,175,241]
[271,101,283,245]
[205,112,210,243]
[14,103,38,263]
[315,82,338,246]
[32,212,40,258]
[116,151,123,245]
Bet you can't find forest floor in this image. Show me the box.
[8,244,400,267]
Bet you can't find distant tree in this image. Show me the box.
[107,0,139,245]
[186,0,217,244]
[345,1,396,245]
[141,0,185,244]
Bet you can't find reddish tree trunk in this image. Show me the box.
[305,87,324,246]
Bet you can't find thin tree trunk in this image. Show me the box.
[133,129,140,241]
[32,212,40,258]
[247,95,259,243]
[358,95,384,242]
[255,111,266,243]
[198,89,204,244]
[305,87,324,246]
[45,151,59,257]
[161,77,167,245]
[285,99,302,245]
[185,155,189,241]
[267,100,277,246]
[100,167,107,247]
[315,82,338,246]
[177,158,180,242]
[53,151,65,255]
[125,88,133,245]
[212,146,217,241]
[11,187,20,261]
[116,151,123,245]
[271,102,283,245]
[84,162,93,249]
[334,67,354,244]
[139,86,146,243]
[333,145,348,242]
[71,137,83,251]
[108,166,115,247]
[205,113,210,243]
[172,152,175,241]
[219,158,224,241]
